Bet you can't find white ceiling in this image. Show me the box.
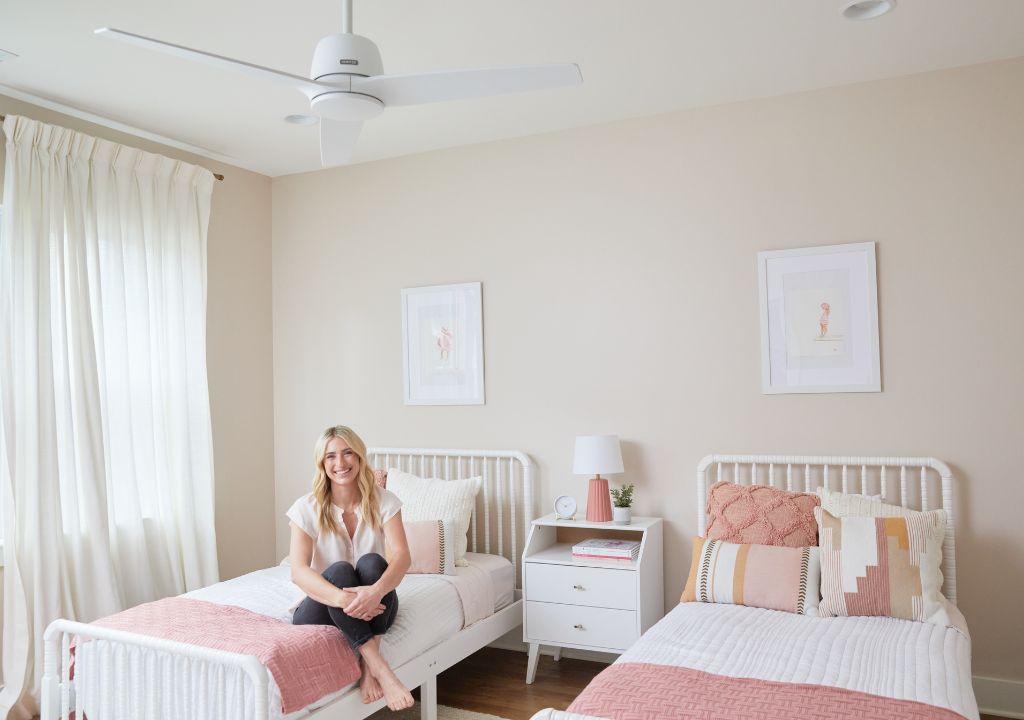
[2,1,1023,177]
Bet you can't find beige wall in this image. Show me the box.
[0,95,278,583]
[272,57,1024,682]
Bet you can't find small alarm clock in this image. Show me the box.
[553,495,578,521]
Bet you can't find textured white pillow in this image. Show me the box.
[816,486,946,534]
[386,469,482,566]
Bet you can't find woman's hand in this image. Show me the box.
[342,585,386,621]
[331,588,355,609]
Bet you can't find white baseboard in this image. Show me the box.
[490,640,1024,718]
[975,676,1024,719]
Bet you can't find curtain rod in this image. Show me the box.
[0,113,225,181]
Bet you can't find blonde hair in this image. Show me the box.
[311,425,381,536]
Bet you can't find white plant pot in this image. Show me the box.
[612,506,631,525]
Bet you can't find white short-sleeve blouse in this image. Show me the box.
[287,486,403,573]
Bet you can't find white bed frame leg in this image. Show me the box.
[41,627,62,720]
[552,647,562,662]
[420,673,438,720]
[526,642,541,684]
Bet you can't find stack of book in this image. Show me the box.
[571,538,641,561]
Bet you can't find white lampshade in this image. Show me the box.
[572,435,624,475]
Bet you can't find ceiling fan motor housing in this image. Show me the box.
[311,34,383,80]
[309,33,386,121]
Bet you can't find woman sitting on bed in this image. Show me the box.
[288,425,414,711]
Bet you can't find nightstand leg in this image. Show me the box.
[526,642,541,684]
[552,647,562,662]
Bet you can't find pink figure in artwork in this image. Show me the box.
[437,327,453,362]
[819,302,831,338]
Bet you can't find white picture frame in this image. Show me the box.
[402,282,485,405]
[758,242,881,394]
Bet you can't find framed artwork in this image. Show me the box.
[402,282,485,405]
[758,242,880,394]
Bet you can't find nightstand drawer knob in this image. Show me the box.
[572,584,585,591]
[573,623,585,630]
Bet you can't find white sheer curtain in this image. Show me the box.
[0,115,220,719]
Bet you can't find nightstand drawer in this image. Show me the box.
[526,601,638,651]
[525,563,636,610]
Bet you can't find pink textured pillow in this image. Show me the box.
[705,481,820,547]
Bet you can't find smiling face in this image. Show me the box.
[322,436,362,489]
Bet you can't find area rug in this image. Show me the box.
[369,701,512,719]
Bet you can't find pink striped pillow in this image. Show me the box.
[681,536,820,615]
[396,520,455,575]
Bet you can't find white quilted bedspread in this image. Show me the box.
[617,602,978,720]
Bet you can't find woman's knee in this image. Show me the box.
[356,552,388,580]
[323,561,358,586]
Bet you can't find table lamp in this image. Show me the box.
[573,435,624,523]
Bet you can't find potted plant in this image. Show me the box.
[610,483,634,525]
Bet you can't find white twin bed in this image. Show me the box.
[42,448,534,720]
[533,454,978,720]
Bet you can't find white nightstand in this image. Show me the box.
[522,513,664,683]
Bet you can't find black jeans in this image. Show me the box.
[292,553,399,650]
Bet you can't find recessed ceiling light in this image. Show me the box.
[842,0,897,20]
[0,47,19,62]
[284,114,319,126]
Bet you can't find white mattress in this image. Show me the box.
[75,555,511,720]
[617,602,978,720]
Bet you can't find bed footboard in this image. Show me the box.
[42,619,272,720]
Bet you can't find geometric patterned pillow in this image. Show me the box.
[815,507,948,624]
[706,481,821,547]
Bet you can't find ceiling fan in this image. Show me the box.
[96,1,583,168]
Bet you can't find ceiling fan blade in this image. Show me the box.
[320,118,363,167]
[95,28,333,99]
[352,63,582,107]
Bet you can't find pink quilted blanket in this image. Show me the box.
[89,597,360,713]
[567,663,968,720]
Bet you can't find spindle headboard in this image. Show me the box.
[696,454,957,604]
[369,448,535,587]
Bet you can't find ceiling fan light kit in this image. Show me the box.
[842,0,897,21]
[95,0,582,168]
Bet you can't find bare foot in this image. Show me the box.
[376,670,414,711]
[359,663,383,704]
[358,636,414,710]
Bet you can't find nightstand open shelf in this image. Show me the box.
[523,543,639,570]
[522,513,663,684]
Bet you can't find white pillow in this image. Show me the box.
[816,486,946,533]
[386,469,482,566]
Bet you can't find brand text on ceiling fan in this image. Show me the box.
[95,0,582,168]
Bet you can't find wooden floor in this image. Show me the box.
[436,647,1009,720]
[436,647,603,719]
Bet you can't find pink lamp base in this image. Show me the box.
[586,477,613,522]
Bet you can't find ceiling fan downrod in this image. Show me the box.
[342,0,352,35]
